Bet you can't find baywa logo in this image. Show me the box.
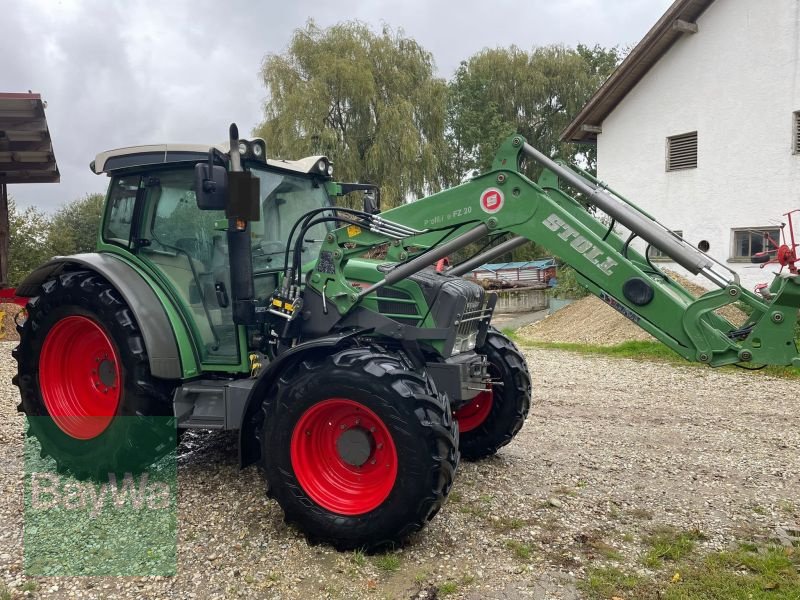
[24,417,177,577]
[29,471,172,518]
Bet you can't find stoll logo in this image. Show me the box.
[542,214,618,276]
[29,471,172,518]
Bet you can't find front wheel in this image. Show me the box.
[454,330,531,460]
[260,346,459,551]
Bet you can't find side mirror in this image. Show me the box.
[195,151,228,210]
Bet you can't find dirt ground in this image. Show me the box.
[2,341,798,599]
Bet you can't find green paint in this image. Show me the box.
[95,243,201,377]
[309,133,800,368]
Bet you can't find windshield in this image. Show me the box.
[248,166,332,272]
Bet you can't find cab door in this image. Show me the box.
[135,168,240,365]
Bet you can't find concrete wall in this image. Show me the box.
[597,0,800,292]
[493,287,548,313]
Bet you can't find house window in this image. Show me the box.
[793,111,800,154]
[650,230,683,260]
[666,131,698,171]
[731,228,781,260]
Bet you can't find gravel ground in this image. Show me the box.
[2,340,799,599]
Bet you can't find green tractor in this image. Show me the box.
[13,124,800,551]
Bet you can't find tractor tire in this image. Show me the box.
[454,329,531,461]
[13,270,178,478]
[260,346,459,552]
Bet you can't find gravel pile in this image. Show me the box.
[518,271,747,346]
[2,341,798,599]
[517,296,655,346]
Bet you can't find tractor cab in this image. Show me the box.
[91,139,334,367]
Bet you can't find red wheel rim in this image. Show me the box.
[39,316,121,440]
[453,389,493,433]
[290,398,398,515]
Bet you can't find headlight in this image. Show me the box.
[452,330,478,355]
[317,159,327,173]
[238,141,249,156]
[251,141,265,158]
[327,163,334,176]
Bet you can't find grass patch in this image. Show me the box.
[576,531,623,561]
[489,516,527,532]
[500,328,524,345]
[22,581,37,593]
[0,583,11,600]
[438,580,458,596]
[518,339,800,379]
[665,545,800,599]
[525,339,685,362]
[581,566,648,599]
[643,527,705,568]
[582,538,800,600]
[457,503,488,518]
[505,539,534,560]
[373,553,401,572]
[447,490,462,503]
[413,570,429,584]
[350,549,367,567]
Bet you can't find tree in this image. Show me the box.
[8,199,51,286]
[47,193,104,256]
[445,44,623,182]
[256,21,448,209]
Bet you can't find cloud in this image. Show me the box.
[0,0,672,212]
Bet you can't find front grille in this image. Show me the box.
[377,287,411,300]
[377,286,421,324]
[377,300,419,315]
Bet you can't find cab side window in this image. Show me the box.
[103,176,140,248]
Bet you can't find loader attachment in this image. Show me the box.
[307,134,800,369]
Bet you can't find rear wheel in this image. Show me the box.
[260,346,458,551]
[13,270,178,478]
[455,330,531,460]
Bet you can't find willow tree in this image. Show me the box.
[445,44,622,183]
[256,21,448,209]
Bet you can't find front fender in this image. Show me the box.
[16,253,184,379]
[238,330,365,468]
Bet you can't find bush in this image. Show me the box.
[551,266,589,299]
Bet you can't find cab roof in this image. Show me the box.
[91,142,329,176]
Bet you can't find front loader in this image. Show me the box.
[13,125,800,551]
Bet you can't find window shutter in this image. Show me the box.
[666,131,698,171]
[794,111,800,154]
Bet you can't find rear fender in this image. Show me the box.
[238,330,365,468]
[16,253,187,379]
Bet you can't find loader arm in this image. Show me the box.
[309,134,800,368]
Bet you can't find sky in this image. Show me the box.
[1,0,673,213]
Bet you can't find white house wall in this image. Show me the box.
[596,0,800,291]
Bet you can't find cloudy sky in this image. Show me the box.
[1,0,672,212]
